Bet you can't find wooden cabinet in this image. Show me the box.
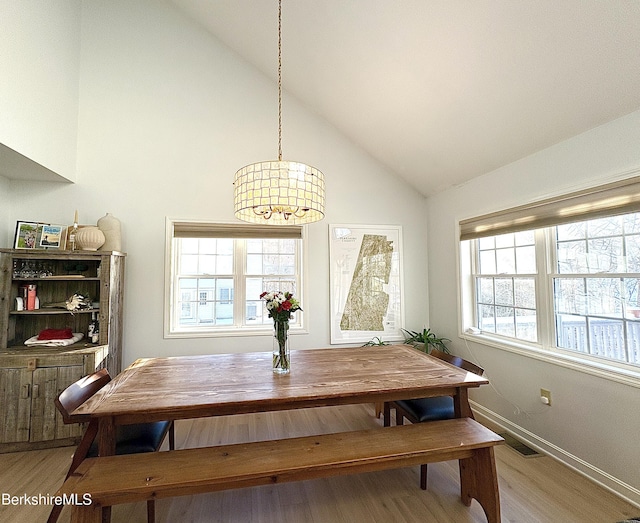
[0,346,108,451]
[0,250,124,452]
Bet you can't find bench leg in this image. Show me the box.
[459,447,501,523]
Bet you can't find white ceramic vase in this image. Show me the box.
[75,226,106,251]
[97,213,122,251]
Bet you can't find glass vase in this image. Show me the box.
[273,320,290,374]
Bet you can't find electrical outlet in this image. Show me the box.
[540,388,552,406]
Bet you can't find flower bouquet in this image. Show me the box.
[260,291,302,374]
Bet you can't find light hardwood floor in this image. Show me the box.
[0,404,636,523]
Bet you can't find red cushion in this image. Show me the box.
[37,328,73,340]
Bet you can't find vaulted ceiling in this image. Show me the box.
[169,0,640,196]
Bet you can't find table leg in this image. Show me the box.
[97,417,116,456]
[453,387,472,418]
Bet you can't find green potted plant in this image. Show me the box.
[401,328,450,354]
[361,336,389,347]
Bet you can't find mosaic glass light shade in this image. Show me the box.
[233,160,325,225]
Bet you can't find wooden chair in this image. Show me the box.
[383,349,484,489]
[47,368,175,523]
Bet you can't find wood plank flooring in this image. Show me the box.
[0,404,636,523]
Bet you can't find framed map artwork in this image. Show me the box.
[329,224,405,344]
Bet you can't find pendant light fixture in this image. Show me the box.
[233,0,325,225]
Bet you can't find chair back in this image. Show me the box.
[430,349,484,376]
[55,368,111,424]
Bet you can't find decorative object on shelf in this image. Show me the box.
[97,213,122,251]
[14,221,43,249]
[67,210,79,250]
[39,224,66,250]
[74,226,105,251]
[24,331,84,347]
[88,312,100,343]
[44,292,93,313]
[260,290,302,374]
[233,0,325,225]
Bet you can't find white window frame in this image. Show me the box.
[164,219,308,339]
[458,174,640,387]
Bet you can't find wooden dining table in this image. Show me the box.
[72,344,489,457]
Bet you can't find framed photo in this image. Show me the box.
[14,222,44,249]
[329,224,405,344]
[39,224,67,250]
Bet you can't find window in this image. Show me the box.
[165,221,304,337]
[460,174,640,371]
[475,231,537,342]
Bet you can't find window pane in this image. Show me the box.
[478,304,495,332]
[556,314,587,351]
[217,254,233,274]
[180,254,198,274]
[514,278,536,309]
[494,278,513,306]
[587,237,623,273]
[557,240,587,273]
[479,250,496,274]
[626,322,640,364]
[495,306,515,337]
[496,248,515,273]
[516,308,537,342]
[478,236,495,250]
[495,233,514,248]
[557,222,585,241]
[554,278,586,315]
[624,213,640,233]
[514,230,535,246]
[589,318,625,361]
[625,236,640,272]
[247,254,262,274]
[478,278,494,304]
[587,216,622,237]
[199,255,216,274]
[199,238,217,254]
[515,245,536,273]
[586,278,622,318]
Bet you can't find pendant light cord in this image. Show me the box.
[278,0,283,162]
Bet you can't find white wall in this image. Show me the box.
[0,176,10,247]
[0,0,80,181]
[5,0,428,362]
[427,109,640,505]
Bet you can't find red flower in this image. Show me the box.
[259,291,267,298]
[281,300,292,311]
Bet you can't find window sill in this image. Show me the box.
[164,326,308,340]
[460,331,640,389]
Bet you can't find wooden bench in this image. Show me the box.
[58,417,504,523]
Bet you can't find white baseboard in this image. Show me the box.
[471,400,640,509]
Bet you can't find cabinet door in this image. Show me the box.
[0,369,31,443]
[30,367,58,442]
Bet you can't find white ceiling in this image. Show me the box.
[169,0,640,196]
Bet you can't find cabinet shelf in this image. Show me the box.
[9,309,97,316]
[13,276,99,281]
